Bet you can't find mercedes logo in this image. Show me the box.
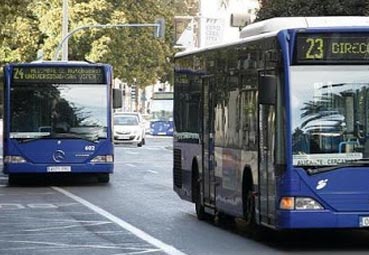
[53,150,66,162]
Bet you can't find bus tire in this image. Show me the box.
[242,169,256,228]
[217,212,235,226]
[192,163,212,221]
[8,174,18,185]
[97,173,110,183]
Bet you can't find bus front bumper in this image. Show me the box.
[277,210,369,229]
[3,163,113,174]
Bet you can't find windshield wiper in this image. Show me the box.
[51,132,103,143]
[307,158,369,175]
[17,134,56,143]
[17,133,104,144]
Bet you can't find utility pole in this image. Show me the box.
[62,0,69,61]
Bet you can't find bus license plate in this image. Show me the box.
[359,216,369,227]
[47,166,71,172]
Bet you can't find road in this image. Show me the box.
[0,137,369,255]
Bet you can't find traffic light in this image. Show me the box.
[131,85,137,100]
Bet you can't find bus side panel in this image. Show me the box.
[214,147,258,217]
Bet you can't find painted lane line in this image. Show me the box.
[24,221,111,232]
[146,170,158,174]
[52,187,188,255]
[126,164,136,168]
[0,240,162,253]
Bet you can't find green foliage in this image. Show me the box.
[256,0,369,21]
[0,0,41,66]
[0,0,188,86]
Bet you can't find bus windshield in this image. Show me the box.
[150,99,173,121]
[291,65,369,167]
[10,83,107,142]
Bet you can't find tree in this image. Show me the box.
[1,0,192,87]
[256,0,369,21]
[0,0,41,67]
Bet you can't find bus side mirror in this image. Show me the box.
[259,75,276,105]
[113,88,123,109]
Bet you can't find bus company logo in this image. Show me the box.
[53,150,66,162]
[316,179,328,190]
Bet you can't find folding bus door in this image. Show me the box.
[258,71,277,226]
[201,75,216,207]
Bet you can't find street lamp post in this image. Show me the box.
[62,0,69,61]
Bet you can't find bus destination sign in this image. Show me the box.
[295,33,369,64]
[12,66,105,84]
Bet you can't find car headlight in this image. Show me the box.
[280,196,324,210]
[4,156,27,163]
[91,155,113,163]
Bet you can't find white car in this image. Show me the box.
[117,112,147,143]
[113,114,145,146]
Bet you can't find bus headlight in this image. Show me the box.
[295,197,324,210]
[280,197,324,210]
[4,156,27,163]
[91,155,113,163]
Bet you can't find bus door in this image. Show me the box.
[258,71,277,225]
[202,75,216,206]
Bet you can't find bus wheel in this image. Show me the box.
[142,138,146,145]
[217,212,235,226]
[244,190,256,227]
[244,190,255,226]
[97,174,110,183]
[194,175,212,221]
[195,186,207,220]
[8,174,18,185]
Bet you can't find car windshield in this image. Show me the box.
[114,115,138,126]
[291,65,369,168]
[10,83,107,142]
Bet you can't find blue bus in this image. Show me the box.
[173,17,369,230]
[3,61,121,184]
[149,91,174,136]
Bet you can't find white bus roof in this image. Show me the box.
[240,16,369,38]
[175,16,369,58]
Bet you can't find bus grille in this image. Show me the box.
[173,149,182,188]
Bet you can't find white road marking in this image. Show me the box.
[126,164,136,168]
[145,147,161,151]
[0,240,161,252]
[146,170,158,174]
[124,150,139,155]
[52,187,188,255]
[24,221,111,232]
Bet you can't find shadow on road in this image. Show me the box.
[3,173,110,187]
